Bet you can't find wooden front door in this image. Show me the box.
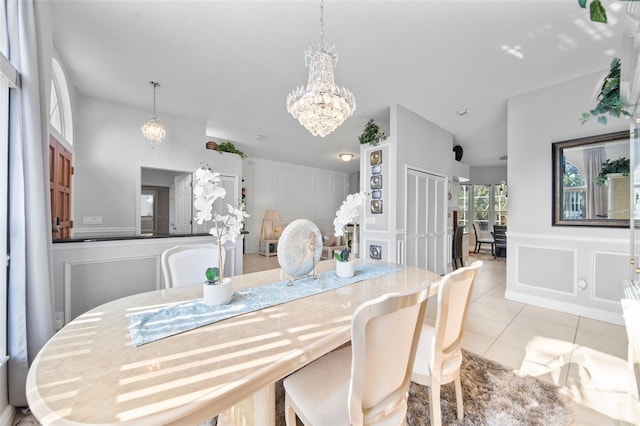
[49,136,72,239]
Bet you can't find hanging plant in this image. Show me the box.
[581,58,631,125]
[594,157,630,186]
[215,141,247,159]
[358,119,387,146]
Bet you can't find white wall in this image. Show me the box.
[393,104,454,231]
[470,165,507,184]
[242,158,349,253]
[72,94,242,236]
[507,70,629,324]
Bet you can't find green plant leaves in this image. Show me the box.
[594,157,630,185]
[334,248,350,262]
[205,267,219,283]
[216,141,247,159]
[581,57,630,125]
[578,0,607,23]
[590,0,607,23]
[358,119,387,146]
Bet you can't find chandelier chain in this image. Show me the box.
[319,0,324,47]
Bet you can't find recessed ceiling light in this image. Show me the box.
[254,134,264,140]
[456,109,470,117]
[339,153,354,162]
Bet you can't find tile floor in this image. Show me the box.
[17,252,638,425]
[244,250,639,425]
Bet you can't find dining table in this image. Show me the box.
[26,259,442,425]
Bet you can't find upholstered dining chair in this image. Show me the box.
[411,260,482,426]
[283,283,431,426]
[160,244,225,288]
[472,223,494,255]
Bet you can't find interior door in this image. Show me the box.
[49,135,72,239]
[174,173,192,233]
[405,168,447,275]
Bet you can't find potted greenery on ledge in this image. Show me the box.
[359,119,388,146]
[213,141,247,159]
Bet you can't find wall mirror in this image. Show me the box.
[552,130,630,227]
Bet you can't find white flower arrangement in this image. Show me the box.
[193,165,249,283]
[333,191,368,262]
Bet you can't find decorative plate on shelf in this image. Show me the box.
[370,150,382,165]
[277,219,323,278]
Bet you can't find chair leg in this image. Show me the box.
[454,375,464,420]
[284,393,297,426]
[428,383,442,426]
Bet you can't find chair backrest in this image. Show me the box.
[493,225,507,247]
[161,244,226,288]
[432,261,482,370]
[348,283,431,425]
[472,223,478,239]
[453,226,465,258]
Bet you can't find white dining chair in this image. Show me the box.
[411,260,482,426]
[283,283,431,425]
[160,244,226,288]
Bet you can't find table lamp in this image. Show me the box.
[261,209,280,239]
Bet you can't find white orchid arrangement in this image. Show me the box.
[194,165,249,283]
[333,191,368,262]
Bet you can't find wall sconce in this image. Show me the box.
[339,153,354,162]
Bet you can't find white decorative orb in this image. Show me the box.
[277,219,323,278]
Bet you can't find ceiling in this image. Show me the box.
[49,0,629,173]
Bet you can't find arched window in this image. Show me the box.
[50,57,73,145]
[563,161,585,219]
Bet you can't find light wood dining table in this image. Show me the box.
[26,260,441,425]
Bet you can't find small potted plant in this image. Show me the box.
[333,191,368,277]
[358,119,387,146]
[215,141,247,159]
[194,164,249,305]
[202,266,234,305]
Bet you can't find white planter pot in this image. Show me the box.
[335,260,355,278]
[202,278,233,306]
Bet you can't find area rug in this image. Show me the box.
[269,349,572,426]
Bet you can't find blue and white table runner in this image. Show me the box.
[128,263,399,346]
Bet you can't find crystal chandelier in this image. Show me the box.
[141,81,166,148]
[286,0,356,137]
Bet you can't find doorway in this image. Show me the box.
[49,135,72,239]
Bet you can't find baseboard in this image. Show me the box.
[505,289,624,326]
[0,405,16,426]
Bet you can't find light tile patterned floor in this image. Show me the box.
[19,252,639,425]
[245,251,640,425]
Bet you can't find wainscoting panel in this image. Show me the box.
[517,246,576,294]
[592,251,628,303]
[66,256,158,321]
[506,232,629,325]
[53,235,243,326]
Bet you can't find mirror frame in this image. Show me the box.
[552,130,630,228]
